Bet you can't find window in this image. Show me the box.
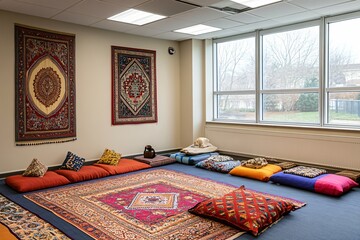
[212,12,360,129]
[214,36,256,121]
[262,26,320,124]
[326,17,360,126]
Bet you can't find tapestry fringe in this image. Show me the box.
[16,138,77,146]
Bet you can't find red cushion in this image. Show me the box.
[55,165,110,183]
[5,171,70,192]
[188,186,302,236]
[94,158,151,175]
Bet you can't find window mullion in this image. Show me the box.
[256,30,261,123]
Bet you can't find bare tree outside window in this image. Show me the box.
[216,37,255,121]
[213,14,360,128]
[262,26,320,123]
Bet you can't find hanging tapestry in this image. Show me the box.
[111,46,157,125]
[15,25,76,146]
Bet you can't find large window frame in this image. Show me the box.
[212,11,360,130]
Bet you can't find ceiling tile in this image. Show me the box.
[126,26,167,36]
[248,2,306,19]
[153,31,190,41]
[52,11,102,25]
[136,0,198,16]
[173,6,230,22]
[15,0,80,10]
[312,1,360,16]
[99,0,148,8]
[65,0,124,18]
[290,0,352,10]
[91,19,137,32]
[146,17,197,31]
[205,18,244,28]
[183,0,224,7]
[230,19,280,33]
[0,0,61,18]
[193,28,238,39]
[225,12,264,24]
[274,11,321,24]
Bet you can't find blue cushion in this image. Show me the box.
[170,152,219,165]
[195,160,241,173]
[60,151,85,171]
[270,171,326,192]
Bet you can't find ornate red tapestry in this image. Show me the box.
[25,169,244,239]
[15,25,76,145]
[111,46,157,124]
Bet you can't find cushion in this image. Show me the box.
[55,165,110,183]
[170,152,219,165]
[283,166,327,178]
[94,158,151,175]
[97,149,121,165]
[60,151,85,171]
[241,157,268,169]
[133,155,176,167]
[180,138,218,155]
[188,186,297,236]
[195,160,241,173]
[5,171,70,192]
[207,155,233,162]
[270,171,322,192]
[335,170,360,182]
[314,174,358,196]
[23,158,47,177]
[276,161,297,170]
[229,164,282,181]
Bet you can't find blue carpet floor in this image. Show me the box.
[1,163,359,240]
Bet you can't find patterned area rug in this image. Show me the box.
[25,169,244,239]
[0,194,69,239]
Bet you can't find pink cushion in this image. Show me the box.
[5,171,70,192]
[55,165,110,183]
[314,174,358,196]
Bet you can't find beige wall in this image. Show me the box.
[179,39,206,147]
[0,10,181,174]
[205,123,360,170]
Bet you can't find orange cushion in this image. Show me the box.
[5,171,70,192]
[0,223,17,240]
[55,165,110,183]
[229,164,282,182]
[94,158,151,175]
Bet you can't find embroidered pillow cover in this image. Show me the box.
[283,166,326,178]
[206,155,234,162]
[188,186,297,236]
[97,149,121,165]
[60,151,85,171]
[23,158,48,177]
[241,157,268,169]
[195,160,241,173]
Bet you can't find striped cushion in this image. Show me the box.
[170,152,219,165]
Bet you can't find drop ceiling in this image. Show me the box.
[1,0,360,41]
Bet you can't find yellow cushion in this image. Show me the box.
[229,164,282,182]
[97,149,121,166]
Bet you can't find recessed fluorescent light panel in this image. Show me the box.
[230,0,282,8]
[108,9,166,25]
[174,24,222,35]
